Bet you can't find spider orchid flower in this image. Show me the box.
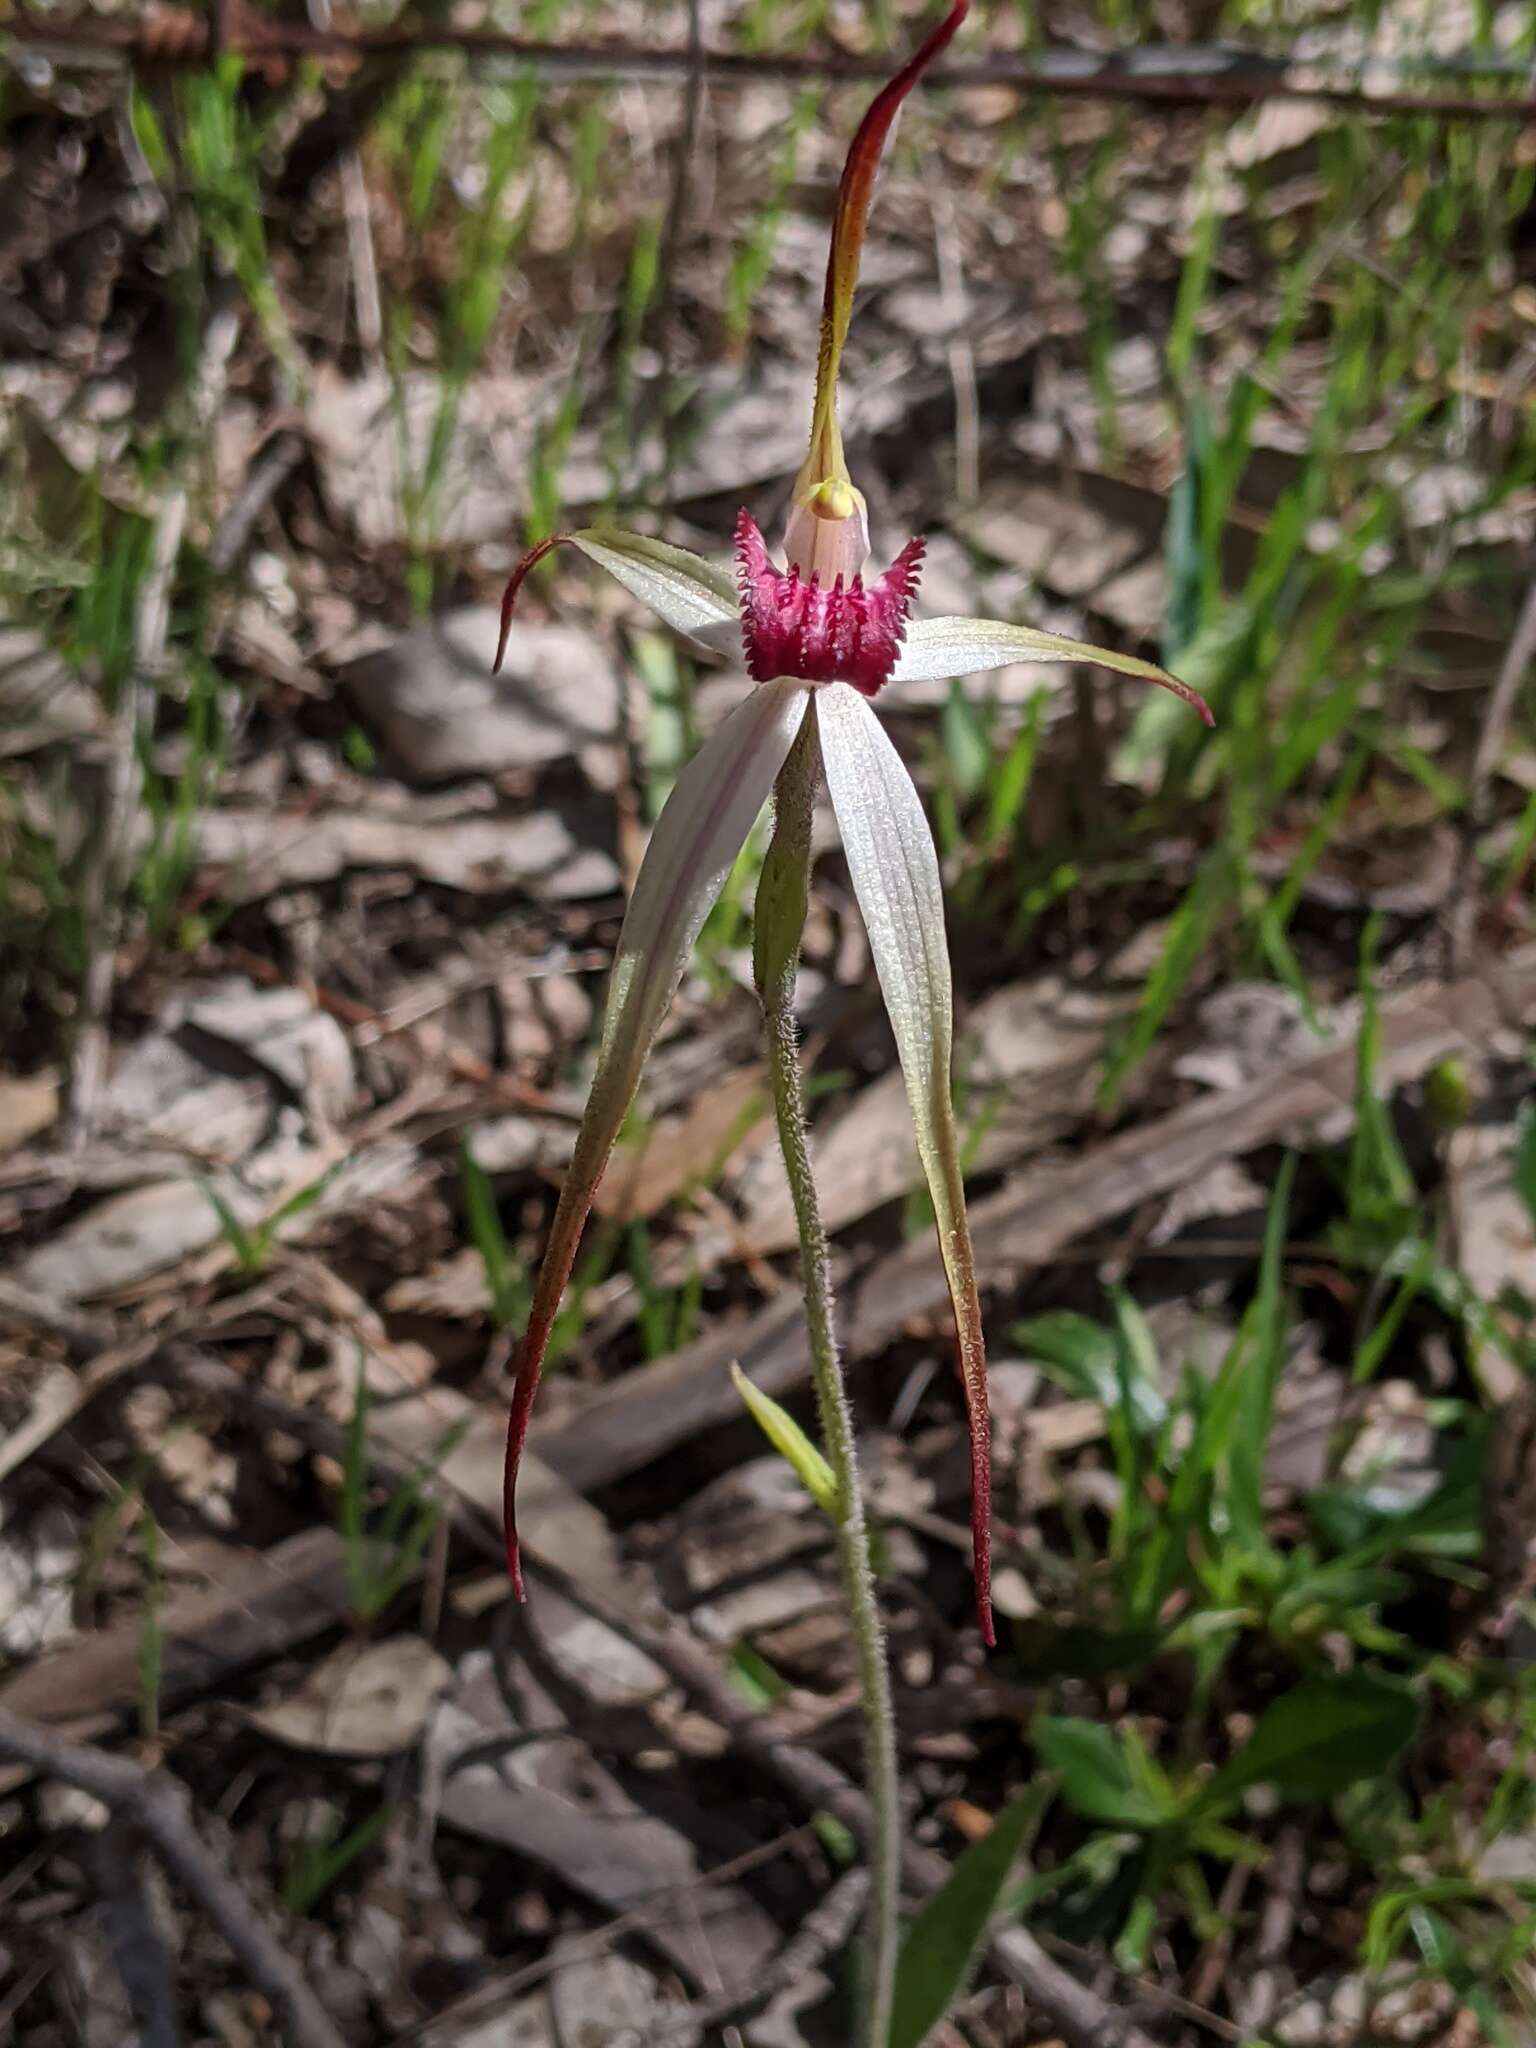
[495,0,1211,1644]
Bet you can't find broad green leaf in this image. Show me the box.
[730,1363,840,1521]
[1191,1670,1420,1818]
[1034,1717,1176,1829]
[816,681,993,1641]
[503,681,812,1594]
[889,1798,1033,2048]
[891,617,1211,727]
[570,529,742,655]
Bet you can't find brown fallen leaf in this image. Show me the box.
[7,1137,415,1306]
[368,1382,626,1593]
[306,364,542,551]
[0,1527,358,1770]
[341,609,623,781]
[425,1651,781,1990]
[0,1358,80,1487]
[548,1950,695,2048]
[191,805,620,903]
[248,1635,452,1757]
[951,475,1146,599]
[0,1072,58,1156]
[0,627,102,757]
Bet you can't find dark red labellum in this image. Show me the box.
[736,510,923,697]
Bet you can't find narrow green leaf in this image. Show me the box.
[1162,388,1209,663]
[981,689,1047,848]
[259,1160,347,1253]
[1108,1288,1167,1449]
[814,1810,859,1867]
[730,1363,841,1521]
[889,1798,1033,2048]
[1348,915,1418,1222]
[201,1180,258,1274]
[940,679,991,803]
[1099,848,1233,1110]
[461,1136,519,1327]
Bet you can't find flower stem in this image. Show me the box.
[754,702,900,2048]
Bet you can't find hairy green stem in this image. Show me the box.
[754,702,900,2047]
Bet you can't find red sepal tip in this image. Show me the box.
[503,1354,534,1601]
[494,532,573,674]
[1172,677,1217,727]
[970,1421,995,1648]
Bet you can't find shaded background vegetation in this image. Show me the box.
[1,0,1536,2041]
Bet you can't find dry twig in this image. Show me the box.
[583,1596,1160,2048]
[207,429,305,575]
[82,1816,182,2048]
[638,1866,871,2045]
[11,11,1536,119]
[0,1707,347,2048]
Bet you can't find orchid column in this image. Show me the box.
[493,4,1211,2036]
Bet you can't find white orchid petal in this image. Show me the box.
[814,681,994,1644]
[504,679,812,1594]
[603,677,809,1081]
[890,614,1180,689]
[571,530,743,656]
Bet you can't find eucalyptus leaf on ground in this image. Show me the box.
[248,1637,452,1757]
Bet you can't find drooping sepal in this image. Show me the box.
[737,509,923,697]
[814,679,994,1643]
[503,680,813,1594]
